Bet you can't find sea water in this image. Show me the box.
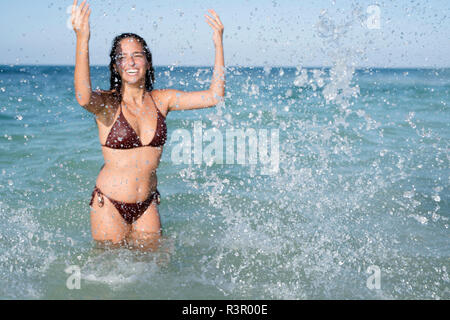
[0,63,449,299]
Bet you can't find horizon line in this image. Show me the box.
[0,64,449,70]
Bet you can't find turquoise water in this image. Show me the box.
[0,65,448,299]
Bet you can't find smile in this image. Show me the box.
[126,69,139,75]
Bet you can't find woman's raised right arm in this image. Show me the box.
[72,0,104,114]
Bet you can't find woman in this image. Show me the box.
[71,0,225,247]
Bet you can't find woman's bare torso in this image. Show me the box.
[94,90,165,203]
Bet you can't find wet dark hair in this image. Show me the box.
[109,33,155,101]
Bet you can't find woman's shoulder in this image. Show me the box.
[88,89,120,119]
[150,89,170,104]
[151,88,180,104]
[94,89,121,104]
[150,89,171,117]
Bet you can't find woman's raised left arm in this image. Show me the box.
[162,9,225,112]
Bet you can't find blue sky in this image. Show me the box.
[0,0,449,67]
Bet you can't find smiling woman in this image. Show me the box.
[107,33,157,103]
[70,0,225,249]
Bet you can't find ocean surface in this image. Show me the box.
[0,65,448,299]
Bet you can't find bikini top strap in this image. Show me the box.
[150,92,166,119]
[149,92,160,114]
[149,92,156,105]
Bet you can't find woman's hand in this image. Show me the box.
[204,9,224,47]
[71,0,91,40]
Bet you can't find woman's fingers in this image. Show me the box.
[71,0,90,31]
[81,2,89,17]
[204,14,219,30]
[76,0,86,19]
[72,0,77,15]
[208,9,223,27]
[205,19,215,30]
[205,9,224,33]
[205,11,219,25]
[73,4,81,25]
[71,0,78,22]
[72,5,79,28]
[74,2,81,20]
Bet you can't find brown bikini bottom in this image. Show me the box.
[89,185,161,224]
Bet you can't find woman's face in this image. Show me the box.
[114,37,148,85]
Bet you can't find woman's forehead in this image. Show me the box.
[118,38,143,52]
